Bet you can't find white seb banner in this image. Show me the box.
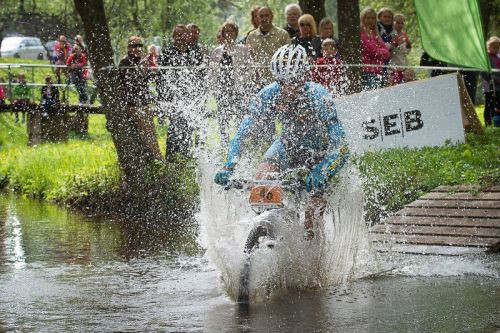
[335,73,465,154]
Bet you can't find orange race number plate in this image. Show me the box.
[249,185,284,210]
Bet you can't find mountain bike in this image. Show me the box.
[224,170,313,303]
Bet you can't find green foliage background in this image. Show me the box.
[1,0,497,63]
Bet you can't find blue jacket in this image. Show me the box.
[224,81,348,178]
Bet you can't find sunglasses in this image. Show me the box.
[129,43,144,48]
[300,23,311,27]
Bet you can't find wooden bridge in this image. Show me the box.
[371,185,500,255]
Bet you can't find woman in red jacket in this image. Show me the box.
[360,6,391,90]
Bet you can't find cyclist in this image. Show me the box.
[214,44,349,239]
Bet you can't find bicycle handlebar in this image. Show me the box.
[224,178,305,192]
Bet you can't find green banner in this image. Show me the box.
[415,0,490,71]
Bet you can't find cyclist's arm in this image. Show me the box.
[224,115,255,169]
[224,84,278,169]
[312,83,349,176]
[322,119,349,177]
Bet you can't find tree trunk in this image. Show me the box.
[73,0,163,190]
[129,0,144,35]
[337,0,362,94]
[299,0,325,27]
[478,0,491,40]
[18,0,25,13]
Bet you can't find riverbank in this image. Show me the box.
[357,123,499,222]
[0,113,198,221]
[0,110,498,222]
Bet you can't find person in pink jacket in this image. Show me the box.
[360,6,391,90]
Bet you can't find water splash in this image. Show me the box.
[196,148,374,301]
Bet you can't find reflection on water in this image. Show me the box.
[0,195,200,269]
[0,194,499,332]
[1,204,26,269]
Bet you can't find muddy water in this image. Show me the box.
[0,194,498,332]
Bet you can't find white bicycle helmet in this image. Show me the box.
[270,44,308,82]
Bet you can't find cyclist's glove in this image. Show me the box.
[214,164,234,186]
[305,164,328,192]
[305,149,347,192]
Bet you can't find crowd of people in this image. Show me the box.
[1,4,499,131]
[0,33,90,122]
[116,5,419,158]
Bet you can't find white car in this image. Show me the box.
[1,37,46,60]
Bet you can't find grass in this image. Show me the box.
[0,57,96,105]
[0,112,198,219]
[0,114,119,201]
[357,126,499,222]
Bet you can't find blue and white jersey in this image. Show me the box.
[225,81,348,174]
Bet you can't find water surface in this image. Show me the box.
[0,195,498,332]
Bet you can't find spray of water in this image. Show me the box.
[196,146,376,301]
[155,61,497,302]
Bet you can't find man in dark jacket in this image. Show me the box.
[283,4,301,39]
[119,36,162,160]
[158,24,207,162]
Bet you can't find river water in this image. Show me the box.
[0,194,499,332]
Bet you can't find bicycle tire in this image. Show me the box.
[237,224,275,303]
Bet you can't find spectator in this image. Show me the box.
[291,14,322,60]
[145,44,159,69]
[389,13,412,85]
[402,68,416,83]
[284,4,302,39]
[420,51,447,77]
[53,35,72,84]
[246,6,291,89]
[481,36,500,126]
[186,23,209,96]
[12,73,30,123]
[187,23,209,58]
[158,24,206,161]
[119,36,162,160]
[0,78,5,105]
[246,6,290,142]
[66,45,88,105]
[311,39,347,97]
[41,76,59,117]
[318,18,337,56]
[377,7,395,86]
[377,8,396,48]
[75,35,87,54]
[240,5,261,44]
[210,21,252,147]
[360,6,391,90]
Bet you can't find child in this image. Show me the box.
[12,73,31,123]
[390,13,412,85]
[144,44,158,69]
[41,76,59,117]
[311,38,347,97]
[481,36,500,126]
